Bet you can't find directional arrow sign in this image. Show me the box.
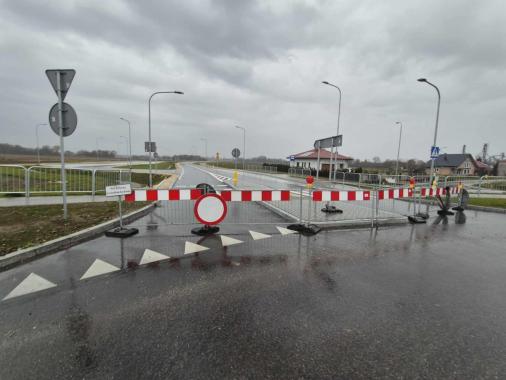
[46,69,75,101]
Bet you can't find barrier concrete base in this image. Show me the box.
[287,223,322,236]
[104,227,139,238]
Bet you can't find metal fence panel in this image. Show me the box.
[0,165,27,194]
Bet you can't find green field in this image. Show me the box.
[116,161,175,170]
[0,201,149,255]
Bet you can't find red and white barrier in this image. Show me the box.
[125,187,459,202]
[378,186,458,200]
[218,190,290,202]
[125,189,292,202]
[312,190,371,202]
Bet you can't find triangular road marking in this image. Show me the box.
[220,235,243,247]
[80,259,120,280]
[139,249,170,265]
[276,226,297,235]
[249,230,271,240]
[3,273,56,301]
[184,241,209,255]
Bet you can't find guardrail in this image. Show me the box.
[0,165,131,199]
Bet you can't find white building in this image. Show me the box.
[288,148,353,171]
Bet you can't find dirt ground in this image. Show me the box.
[0,201,148,255]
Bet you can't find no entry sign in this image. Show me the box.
[194,194,227,225]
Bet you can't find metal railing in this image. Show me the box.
[0,165,132,198]
[288,167,312,178]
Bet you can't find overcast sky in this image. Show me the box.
[1,0,505,161]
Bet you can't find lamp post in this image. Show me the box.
[200,138,208,160]
[322,81,342,181]
[120,135,129,157]
[95,137,103,161]
[417,78,441,215]
[235,125,246,170]
[120,117,132,174]
[148,91,184,187]
[395,121,403,179]
[35,123,47,165]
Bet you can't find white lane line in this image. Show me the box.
[191,165,232,183]
[249,230,271,240]
[2,273,56,301]
[220,235,244,247]
[276,226,297,235]
[139,249,170,265]
[80,259,120,280]
[184,241,209,254]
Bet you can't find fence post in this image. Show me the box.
[307,187,312,226]
[25,166,30,200]
[92,169,96,201]
[478,176,484,197]
[299,187,303,223]
[371,189,376,228]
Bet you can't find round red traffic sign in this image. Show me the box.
[306,176,314,185]
[194,193,227,225]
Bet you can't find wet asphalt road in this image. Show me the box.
[1,165,506,379]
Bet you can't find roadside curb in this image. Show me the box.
[403,198,506,214]
[0,202,156,271]
[464,204,506,214]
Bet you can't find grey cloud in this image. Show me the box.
[0,0,505,160]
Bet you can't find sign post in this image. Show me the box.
[232,148,241,170]
[104,184,139,238]
[46,69,77,220]
[314,135,342,181]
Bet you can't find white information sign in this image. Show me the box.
[106,184,132,197]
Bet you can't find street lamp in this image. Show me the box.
[395,121,403,179]
[120,136,129,157]
[322,81,342,181]
[200,138,208,160]
[148,91,184,187]
[96,137,104,161]
[235,125,246,170]
[120,117,133,174]
[418,77,441,215]
[35,123,47,165]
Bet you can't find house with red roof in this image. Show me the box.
[287,148,353,172]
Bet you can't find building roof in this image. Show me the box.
[289,148,353,160]
[427,153,475,168]
[475,160,491,169]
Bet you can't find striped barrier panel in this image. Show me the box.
[125,187,459,202]
[378,186,458,200]
[312,190,371,201]
[125,189,292,202]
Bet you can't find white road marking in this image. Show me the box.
[3,273,56,300]
[184,241,209,254]
[220,235,244,247]
[276,226,297,235]
[139,249,170,265]
[249,230,271,240]
[80,259,120,280]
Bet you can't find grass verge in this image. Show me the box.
[116,162,175,170]
[0,201,149,255]
[467,198,506,209]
